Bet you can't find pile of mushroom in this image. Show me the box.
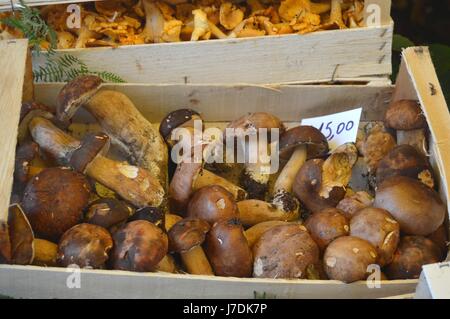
[1,73,448,283]
[2,0,366,48]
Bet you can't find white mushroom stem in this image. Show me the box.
[193,169,247,201]
[273,146,307,194]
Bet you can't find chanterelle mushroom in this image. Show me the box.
[191,9,211,40]
[220,2,244,30]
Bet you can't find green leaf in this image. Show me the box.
[429,44,450,76]
[392,34,415,52]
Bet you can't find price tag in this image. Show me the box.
[301,108,362,151]
[421,262,450,299]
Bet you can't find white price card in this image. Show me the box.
[301,108,363,151]
[422,262,450,299]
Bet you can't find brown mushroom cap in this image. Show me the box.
[279,126,329,160]
[293,159,346,213]
[385,100,426,130]
[168,218,210,253]
[18,102,54,144]
[22,168,91,241]
[374,176,445,236]
[0,221,11,264]
[85,198,133,231]
[56,75,103,123]
[69,132,110,173]
[336,191,374,219]
[128,207,164,231]
[187,185,239,224]
[159,108,201,144]
[205,218,253,277]
[385,236,441,280]
[350,207,400,266]
[252,224,319,279]
[376,145,434,187]
[13,141,39,198]
[427,224,449,260]
[323,236,378,283]
[57,223,113,269]
[305,208,349,251]
[111,220,168,272]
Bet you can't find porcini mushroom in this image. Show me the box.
[385,236,442,280]
[111,220,168,272]
[385,100,428,155]
[427,224,449,260]
[128,206,164,231]
[56,76,168,188]
[18,101,53,145]
[374,176,445,236]
[275,126,328,198]
[22,168,90,241]
[376,144,434,188]
[168,217,213,275]
[293,143,357,214]
[187,185,239,224]
[336,191,373,219]
[304,208,349,251]
[323,236,378,283]
[57,223,113,269]
[170,161,247,214]
[85,198,133,232]
[350,207,400,266]
[29,117,164,208]
[227,112,285,199]
[252,223,320,279]
[205,218,253,277]
[161,108,247,209]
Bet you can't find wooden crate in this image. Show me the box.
[0,40,448,298]
[1,0,393,85]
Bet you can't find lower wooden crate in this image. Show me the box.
[0,265,418,299]
[0,42,448,299]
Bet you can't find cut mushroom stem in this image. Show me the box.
[237,199,299,226]
[29,117,164,208]
[273,146,307,194]
[244,220,290,248]
[193,168,247,200]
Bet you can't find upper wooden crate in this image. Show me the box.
[2,0,393,84]
[0,39,449,298]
